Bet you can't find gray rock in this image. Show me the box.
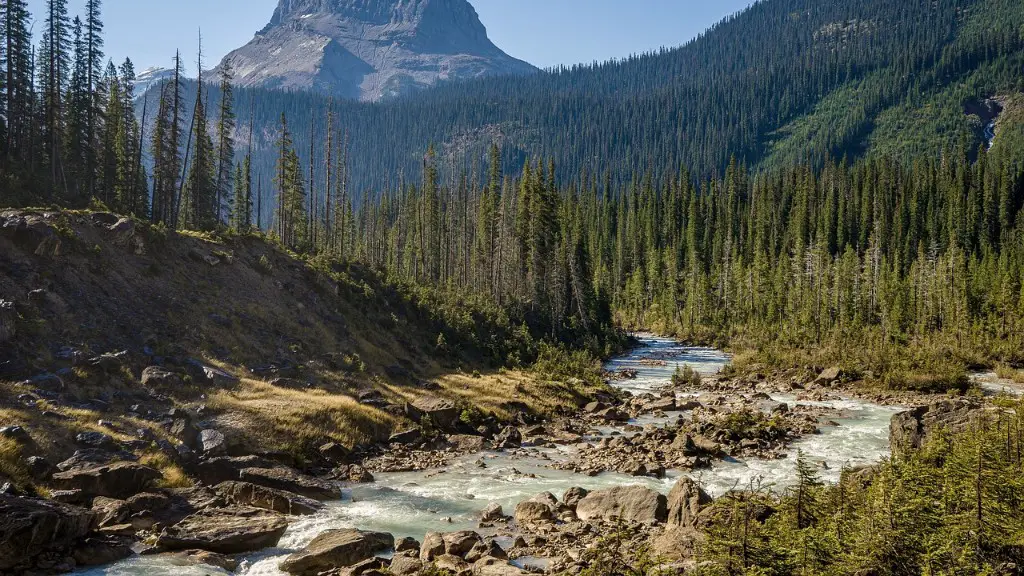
[406,397,460,428]
[238,466,340,500]
[480,502,504,522]
[199,429,228,456]
[890,399,985,453]
[51,462,162,499]
[493,427,522,450]
[141,366,184,388]
[57,449,139,472]
[513,499,556,527]
[76,431,117,450]
[215,481,325,516]
[666,477,712,529]
[25,456,53,479]
[72,535,133,566]
[279,529,394,575]
[0,494,97,571]
[157,506,289,554]
[575,485,668,525]
[561,486,589,509]
[395,536,421,552]
[389,428,423,445]
[390,554,424,575]
[0,425,31,444]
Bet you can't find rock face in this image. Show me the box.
[215,481,325,515]
[890,399,984,452]
[575,486,668,525]
[156,506,289,554]
[280,529,394,575]
[51,462,162,499]
[214,0,537,101]
[0,495,97,571]
[666,477,711,529]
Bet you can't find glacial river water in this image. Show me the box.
[83,335,901,575]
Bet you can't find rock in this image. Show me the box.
[0,494,97,572]
[651,526,704,562]
[890,399,985,452]
[420,532,447,561]
[215,481,325,515]
[87,352,128,373]
[169,418,200,448]
[691,434,722,455]
[279,529,394,575]
[335,464,375,483]
[645,397,677,412]
[166,549,240,571]
[91,496,129,527]
[25,456,54,479]
[157,506,289,554]
[141,366,184,388]
[395,536,421,552]
[57,448,138,472]
[72,535,133,566]
[76,431,117,450]
[406,397,460,428]
[472,557,526,576]
[199,429,228,456]
[391,554,424,575]
[575,486,668,525]
[442,531,483,557]
[435,554,471,575]
[0,300,15,343]
[493,426,522,450]
[584,401,608,413]
[193,455,279,485]
[319,442,350,463]
[814,367,842,386]
[389,428,423,445]
[562,487,589,509]
[481,502,504,522]
[514,499,556,526]
[594,407,630,422]
[239,466,340,500]
[666,477,712,528]
[0,425,31,444]
[448,434,487,453]
[51,462,162,499]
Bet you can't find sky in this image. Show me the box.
[25,0,754,74]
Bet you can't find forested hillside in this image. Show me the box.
[129,0,1024,205]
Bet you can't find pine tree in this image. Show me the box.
[214,59,235,226]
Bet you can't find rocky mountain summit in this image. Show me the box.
[215,0,537,101]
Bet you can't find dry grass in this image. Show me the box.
[206,378,400,458]
[996,365,1024,384]
[140,453,193,488]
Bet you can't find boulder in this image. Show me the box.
[91,496,129,527]
[76,431,117,450]
[666,477,712,528]
[390,555,424,575]
[561,487,589,509]
[141,366,184,388]
[645,397,677,412]
[442,531,483,558]
[472,557,527,576]
[890,399,985,453]
[215,481,324,515]
[651,526,704,562]
[157,506,289,554]
[199,429,228,456]
[420,532,446,561]
[169,418,200,448]
[584,401,608,413]
[279,529,394,575]
[575,486,668,525]
[513,499,556,527]
[594,407,630,422]
[434,554,471,576]
[0,494,97,571]
[72,535,133,567]
[448,434,487,453]
[25,455,54,479]
[333,463,375,483]
[318,442,350,463]
[57,448,138,472]
[51,462,162,499]
[238,466,340,500]
[493,426,522,450]
[814,367,842,386]
[395,536,421,552]
[481,502,505,522]
[406,397,460,428]
[193,455,278,485]
[389,428,423,445]
[0,425,31,444]
[87,352,128,373]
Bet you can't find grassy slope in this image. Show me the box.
[0,210,606,484]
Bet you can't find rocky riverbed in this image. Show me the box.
[4,335,981,575]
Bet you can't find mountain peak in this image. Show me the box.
[217,0,535,101]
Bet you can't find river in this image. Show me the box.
[82,335,900,575]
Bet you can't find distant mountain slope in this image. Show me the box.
[140,0,1024,213]
[213,0,537,101]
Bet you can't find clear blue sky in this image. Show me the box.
[26,0,754,74]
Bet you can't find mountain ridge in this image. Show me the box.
[214,0,537,101]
